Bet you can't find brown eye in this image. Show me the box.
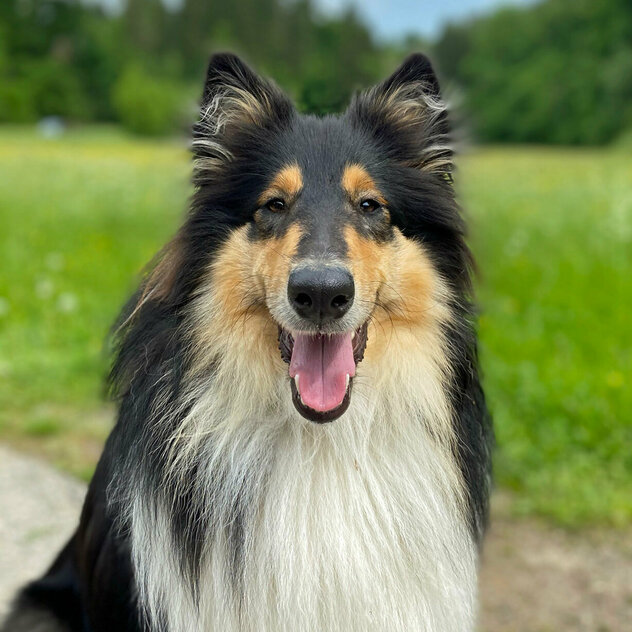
[266,198,286,212]
[359,199,380,212]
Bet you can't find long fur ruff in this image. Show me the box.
[112,238,479,631]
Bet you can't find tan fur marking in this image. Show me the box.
[258,163,303,206]
[208,228,268,334]
[344,225,390,302]
[344,226,452,365]
[253,223,303,295]
[191,224,303,375]
[341,164,387,206]
[378,234,439,328]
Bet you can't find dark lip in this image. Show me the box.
[290,377,352,423]
[278,322,369,423]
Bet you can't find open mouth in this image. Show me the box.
[278,323,368,423]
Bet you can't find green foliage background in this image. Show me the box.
[0,0,393,130]
[435,0,632,144]
[1,0,632,143]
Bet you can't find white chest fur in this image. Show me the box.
[129,377,478,632]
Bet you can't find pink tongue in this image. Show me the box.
[289,333,355,412]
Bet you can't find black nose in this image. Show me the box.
[288,267,355,325]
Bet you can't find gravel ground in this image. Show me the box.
[1,445,630,630]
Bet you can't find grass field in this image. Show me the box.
[0,127,630,527]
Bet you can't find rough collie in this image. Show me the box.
[3,52,492,632]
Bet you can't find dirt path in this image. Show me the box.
[479,494,632,631]
[1,445,630,629]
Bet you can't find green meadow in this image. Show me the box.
[0,127,630,527]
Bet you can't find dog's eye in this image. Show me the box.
[266,198,286,212]
[359,199,380,212]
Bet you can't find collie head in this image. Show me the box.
[108,52,492,632]
[114,52,474,422]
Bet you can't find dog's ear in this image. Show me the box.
[192,53,294,181]
[347,53,453,181]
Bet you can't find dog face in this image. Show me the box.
[147,53,466,424]
[252,154,391,421]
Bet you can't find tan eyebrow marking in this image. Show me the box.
[258,163,303,205]
[341,163,387,206]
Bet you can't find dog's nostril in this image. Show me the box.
[295,293,312,308]
[331,294,349,309]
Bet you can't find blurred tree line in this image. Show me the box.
[0,0,391,134]
[435,0,632,144]
[0,0,631,143]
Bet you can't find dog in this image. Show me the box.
[2,52,492,631]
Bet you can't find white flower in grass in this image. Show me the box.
[35,279,54,299]
[57,292,78,313]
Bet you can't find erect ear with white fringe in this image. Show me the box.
[192,53,294,181]
[348,53,453,181]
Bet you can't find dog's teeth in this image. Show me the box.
[345,373,350,389]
